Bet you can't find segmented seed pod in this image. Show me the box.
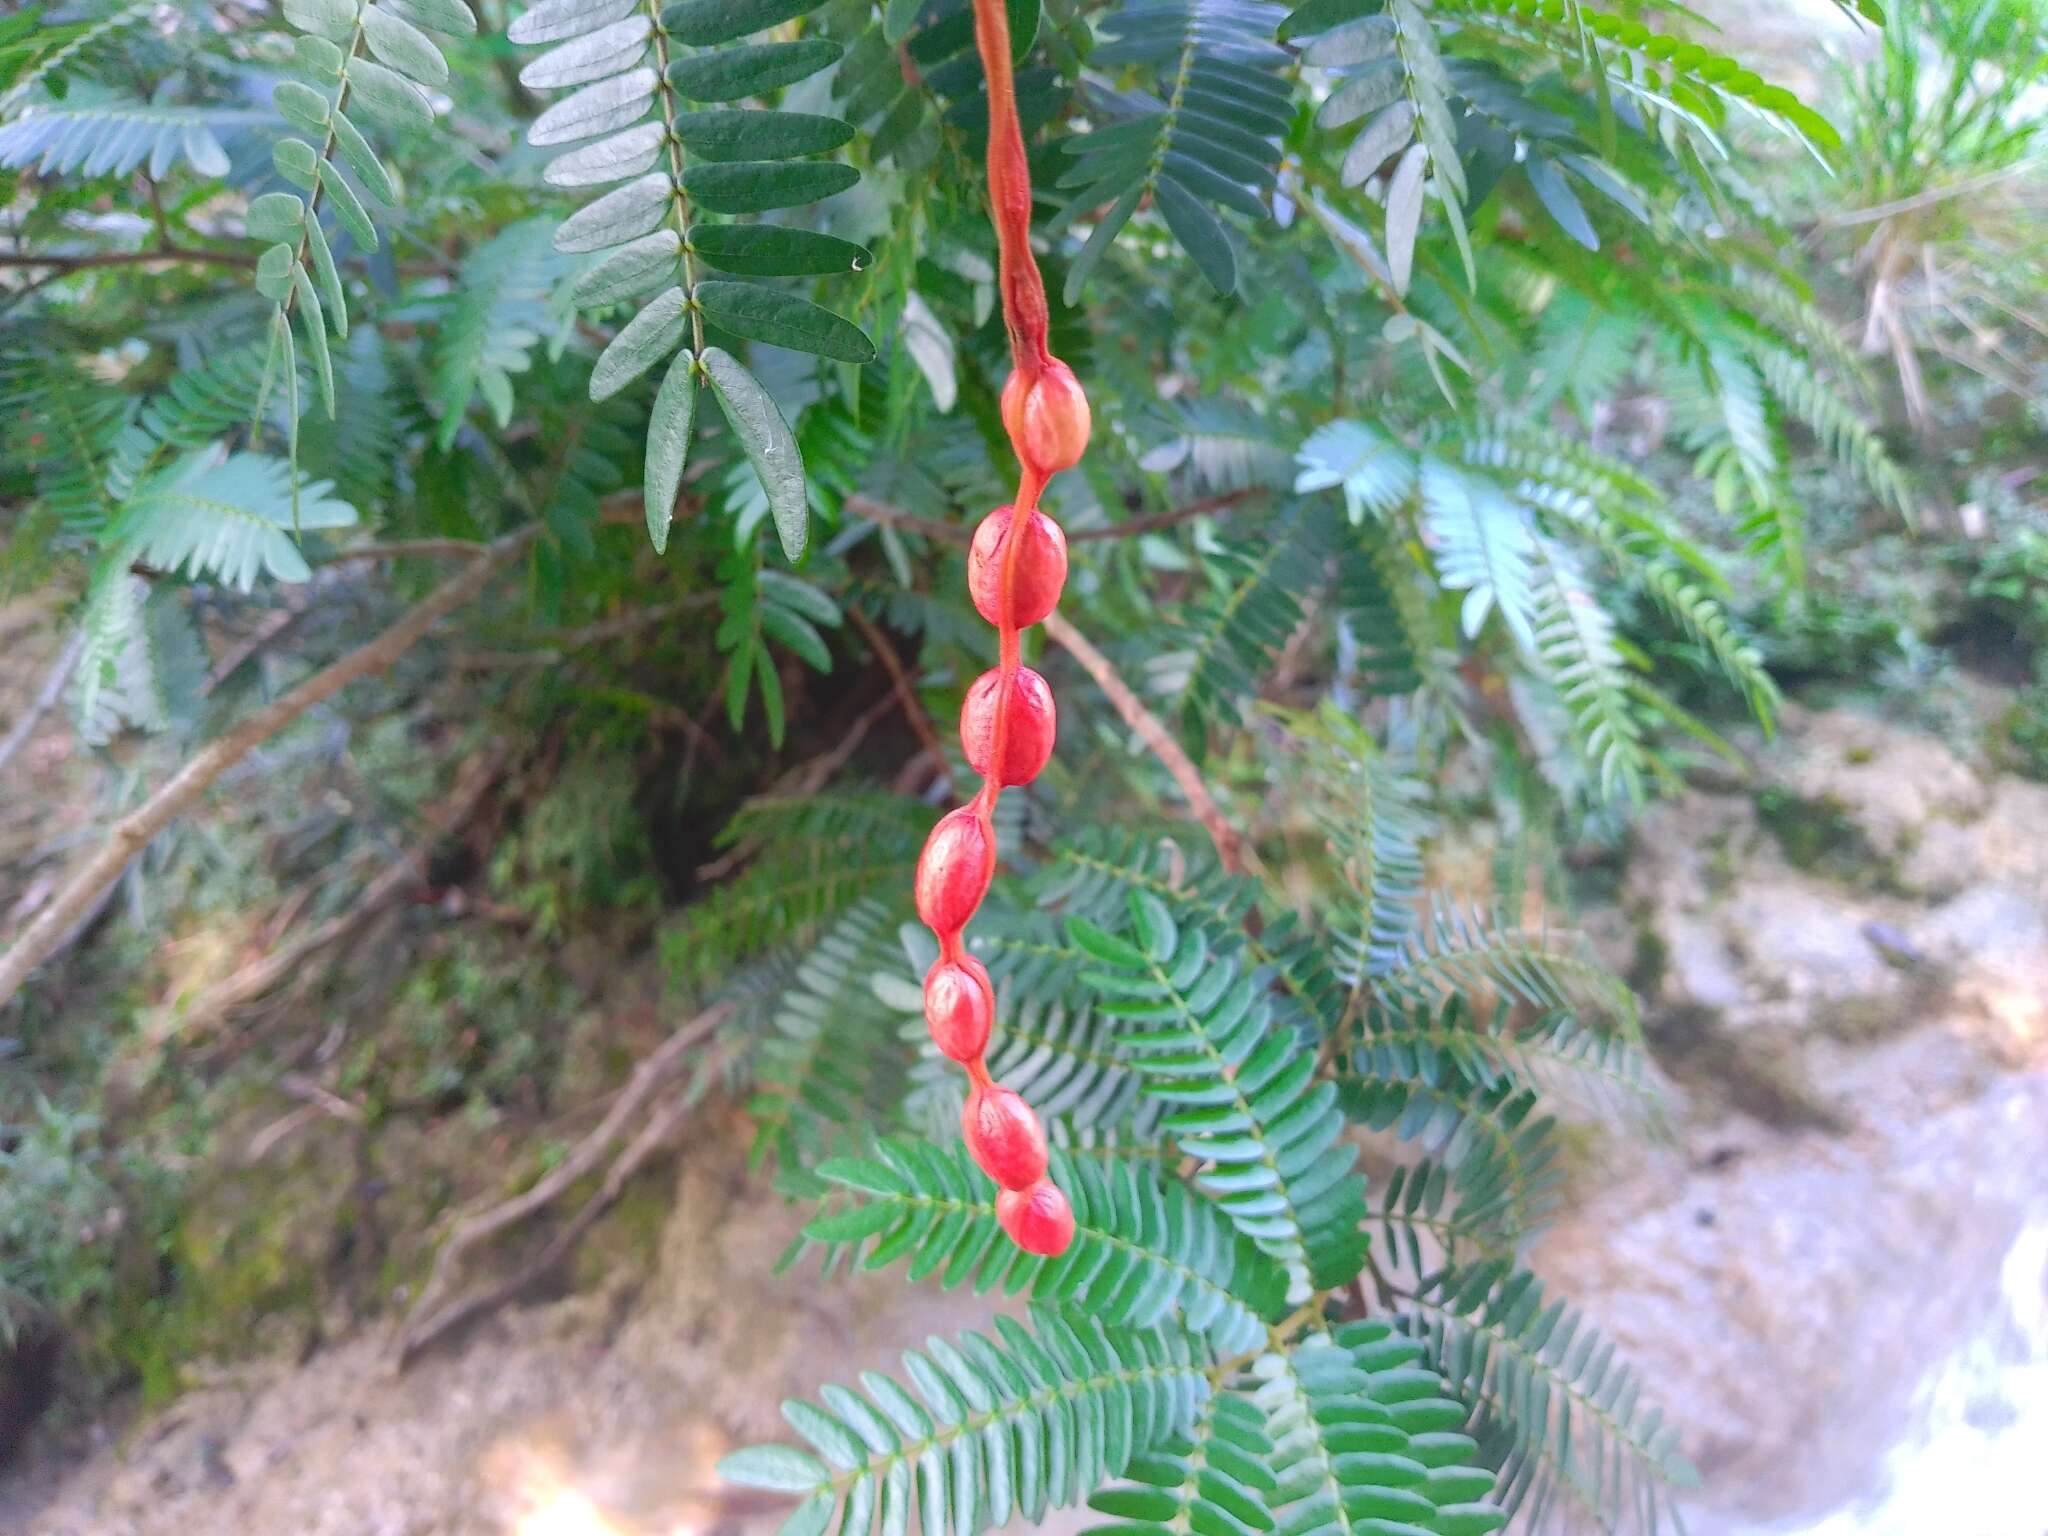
[961,1082,1049,1190]
[914,807,994,935]
[1001,360,1092,479]
[923,956,994,1062]
[967,506,1067,630]
[906,0,1085,1258]
[997,1180,1076,1256]
[961,666,1055,786]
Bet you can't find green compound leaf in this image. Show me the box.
[720,1308,1210,1536]
[803,1139,1286,1355]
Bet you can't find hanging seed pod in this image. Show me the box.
[923,956,994,1062]
[914,808,993,936]
[900,0,1089,1258]
[961,666,1055,786]
[967,506,1067,630]
[961,1082,1050,1190]
[996,1180,1077,1256]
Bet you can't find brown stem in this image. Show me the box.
[1069,488,1264,541]
[1041,610,1246,875]
[320,538,494,565]
[0,524,540,1011]
[0,246,257,271]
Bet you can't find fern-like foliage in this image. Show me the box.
[1082,1390,1279,1536]
[0,98,264,178]
[429,216,575,450]
[1448,0,1841,161]
[1069,895,1369,1303]
[1290,0,1474,294]
[108,452,356,591]
[512,0,875,556]
[71,572,207,744]
[1377,899,1639,1039]
[255,0,474,430]
[884,923,1149,1134]
[718,1307,1211,1536]
[1250,1324,1506,1536]
[1054,0,1290,299]
[1150,502,1328,751]
[803,1140,1286,1355]
[1404,1261,1700,1535]
[745,898,917,1168]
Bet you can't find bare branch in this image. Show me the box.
[320,538,495,566]
[0,524,541,1011]
[0,629,85,780]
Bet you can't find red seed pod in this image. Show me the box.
[1000,359,1092,479]
[915,808,994,935]
[996,1180,1076,1257]
[961,1082,1049,1190]
[961,666,1056,787]
[968,506,1068,630]
[924,956,994,1062]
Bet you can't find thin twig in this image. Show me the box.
[0,629,86,780]
[0,246,257,271]
[1069,487,1264,541]
[843,495,967,545]
[203,597,308,697]
[396,1000,731,1364]
[846,605,951,791]
[0,524,541,1010]
[176,747,509,1026]
[320,538,494,566]
[1042,610,1247,875]
[844,489,1259,547]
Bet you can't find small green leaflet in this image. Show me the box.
[589,285,689,400]
[643,351,698,553]
[661,0,822,46]
[688,225,871,278]
[696,281,875,363]
[665,39,840,102]
[682,159,858,214]
[702,345,808,562]
[673,109,853,162]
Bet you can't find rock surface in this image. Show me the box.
[1537,704,2048,1531]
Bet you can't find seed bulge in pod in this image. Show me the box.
[1000,359,1092,478]
[996,1180,1076,1256]
[960,666,1055,787]
[961,1082,1049,1190]
[914,807,993,936]
[923,956,994,1062]
[968,506,1067,630]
